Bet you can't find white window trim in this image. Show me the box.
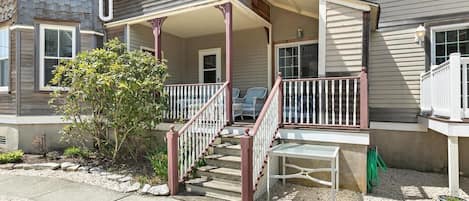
[39,24,76,91]
[198,48,221,83]
[0,26,9,92]
[430,22,469,65]
[275,40,318,79]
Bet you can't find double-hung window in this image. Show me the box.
[40,24,76,90]
[276,41,318,79]
[433,25,469,65]
[0,27,9,91]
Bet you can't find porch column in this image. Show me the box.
[151,17,167,61]
[217,3,233,124]
[448,136,459,197]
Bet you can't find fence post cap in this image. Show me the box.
[244,128,250,136]
[169,125,176,132]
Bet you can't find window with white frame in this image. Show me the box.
[276,42,318,79]
[40,24,76,90]
[0,27,9,91]
[433,25,469,65]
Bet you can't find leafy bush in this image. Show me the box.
[63,147,89,159]
[147,147,168,181]
[0,150,24,164]
[49,39,168,161]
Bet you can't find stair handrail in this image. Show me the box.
[240,73,282,200]
[166,81,229,195]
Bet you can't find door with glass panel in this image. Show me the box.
[277,42,319,123]
[199,48,221,83]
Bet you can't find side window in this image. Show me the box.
[0,27,9,91]
[39,24,76,90]
[433,28,469,65]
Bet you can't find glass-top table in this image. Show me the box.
[267,143,340,201]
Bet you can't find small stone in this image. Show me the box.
[0,163,14,170]
[60,162,75,170]
[89,167,102,173]
[65,165,80,171]
[32,163,60,170]
[78,166,90,172]
[107,174,125,181]
[140,184,151,194]
[148,184,169,196]
[118,176,132,183]
[100,172,111,176]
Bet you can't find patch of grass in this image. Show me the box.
[146,147,168,181]
[135,175,162,185]
[0,150,24,164]
[63,146,89,159]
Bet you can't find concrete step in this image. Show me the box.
[212,143,241,156]
[220,133,243,145]
[197,165,241,182]
[185,177,241,201]
[205,154,240,169]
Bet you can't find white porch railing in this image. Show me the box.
[282,75,363,128]
[163,83,224,121]
[250,75,282,189]
[420,53,469,121]
[175,82,228,181]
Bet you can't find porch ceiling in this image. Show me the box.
[268,0,320,19]
[142,5,266,38]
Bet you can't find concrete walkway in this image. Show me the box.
[0,175,177,201]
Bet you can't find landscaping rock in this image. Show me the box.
[14,164,33,170]
[78,166,90,172]
[120,182,141,193]
[46,151,61,160]
[100,172,111,176]
[65,165,80,171]
[31,163,60,170]
[140,184,151,194]
[60,162,75,170]
[0,163,14,170]
[148,184,169,196]
[107,174,125,181]
[117,176,132,183]
[89,167,102,174]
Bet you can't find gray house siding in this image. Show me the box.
[326,2,364,75]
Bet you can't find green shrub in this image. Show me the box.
[49,39,168,161]
[0,150,24,164]
[147,147,168,181]
[63,147,89,159]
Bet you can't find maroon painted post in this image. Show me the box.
[217,3,233,124]
[166,125,179,195]
[151,17,167,61]
[277,72,283,127]
[240,129,254,201]
[359,69,369,129]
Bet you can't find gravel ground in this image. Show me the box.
[0,196,33,201]
[0,169,122,192]
[261,168,469,201]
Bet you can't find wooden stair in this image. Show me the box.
[185,132,244,201]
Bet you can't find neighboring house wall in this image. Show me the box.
[369,26,424,123]
[376,0,469,27]
[11,0,103,116]
[325,2,363,75]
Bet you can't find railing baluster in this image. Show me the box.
[346,79,350,126]
[339,79,342,125]
[332,80,335,125]
[306,80,310,124]
[313,80,316,124]
[353,79,357,126]
[325,80,329,125]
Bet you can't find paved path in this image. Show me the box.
[0,174,177,201]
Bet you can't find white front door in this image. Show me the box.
[199,48,222,83]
